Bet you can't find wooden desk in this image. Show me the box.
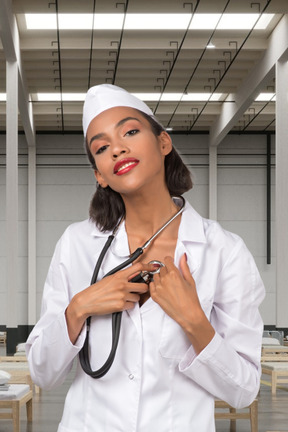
[0,374,33,432]
[0,332,6,345]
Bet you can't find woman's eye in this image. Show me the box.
[125,129,139,137]
[95,145,108,155]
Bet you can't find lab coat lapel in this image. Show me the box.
[126,305,142,335]
[174,200,207,272]
[96,221,130,277]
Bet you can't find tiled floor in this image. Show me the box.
[1,346,288,431]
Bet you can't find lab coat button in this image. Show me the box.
[128,373,134,380]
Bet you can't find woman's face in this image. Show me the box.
[86,106,172,196]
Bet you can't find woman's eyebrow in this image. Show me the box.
[89,117,141,147]
[115,116,141,128]
[89,132,105,147]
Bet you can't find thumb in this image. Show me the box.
[179,253,194,282]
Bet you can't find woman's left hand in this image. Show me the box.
[150,254,215,354]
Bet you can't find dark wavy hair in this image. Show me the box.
[85,110,193,231]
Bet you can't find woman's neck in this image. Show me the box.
[122,189,181,242]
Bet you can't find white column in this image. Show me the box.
[275,56,288,328]
[209,145,217,220]
[28,145,37,325]
[6,59,18,329]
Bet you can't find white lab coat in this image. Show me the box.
[26,199,265,432]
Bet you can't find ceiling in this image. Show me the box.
[0,0,287,138]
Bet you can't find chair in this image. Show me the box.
[261,361,288,394]
[215,399,258,432]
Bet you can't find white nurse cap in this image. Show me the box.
[83,84,160,136]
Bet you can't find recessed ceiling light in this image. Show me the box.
[60,14,93,30]
[182,93,222,101]
[190,14,221,30]
[25,14,57,30]
[1,92,273,104]
[36,93,86,101]
[125,14,191,30]
[132,93,160,101]
[165,93,223,102]
[160,93,183,101]
[35,93,223,102]
[217,13,274,30]
[255,93,276,101]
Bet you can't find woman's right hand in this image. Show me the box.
[65,262,152,344]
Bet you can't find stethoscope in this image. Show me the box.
[79,196,185,378]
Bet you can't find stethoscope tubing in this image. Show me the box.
[79,245,144,379]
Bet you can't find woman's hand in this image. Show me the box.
[65,262,153,344]
[150,254,215,354]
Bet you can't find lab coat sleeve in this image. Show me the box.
[179,238,265,408]
[26,231,87,390]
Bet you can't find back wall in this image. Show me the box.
[0,132,275,328]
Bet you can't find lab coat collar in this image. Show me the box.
[90,219,130,258]
[90,197,207,257]
[177,198,207,245]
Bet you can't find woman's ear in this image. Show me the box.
[94,170,108,188]
[158,131,172,156]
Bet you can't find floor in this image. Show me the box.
[0,346,288,431]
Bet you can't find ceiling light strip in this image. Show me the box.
[35,92,223,102]
[24,13,273,30]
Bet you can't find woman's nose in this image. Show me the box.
[111,142,128,159]
[112,148,127,159]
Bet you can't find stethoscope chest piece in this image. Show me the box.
[130,260,164,284]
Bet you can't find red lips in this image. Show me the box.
[114,158,139,175]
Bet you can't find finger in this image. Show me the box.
[149,280,156,297]
[159,264,168,277]
[128,281,149,294]
[126,292,140,303]
[142,263,160,272]
[123,301,137,311]
[163,256,177,272]
[120,262,147,277]
[151,272,160,285]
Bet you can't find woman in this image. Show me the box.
[26,84,265,431]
